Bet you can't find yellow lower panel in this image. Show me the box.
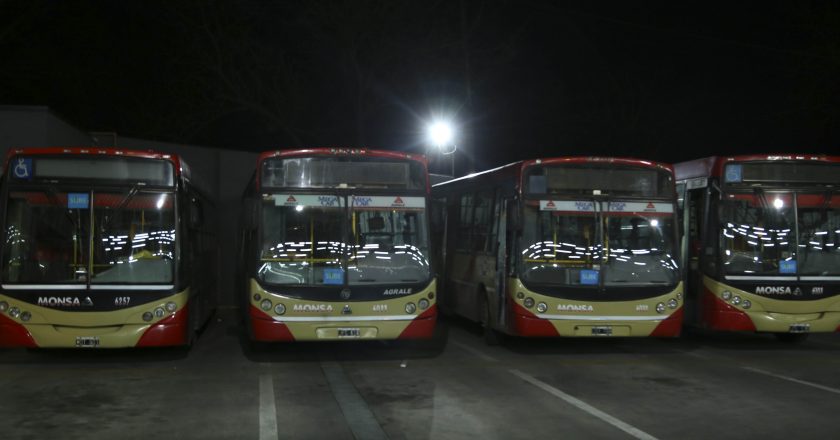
[1,289,188,348]
[551,320,661,337]
[285,320,411,341]
[26,324,151,348]
[748,311,840,333]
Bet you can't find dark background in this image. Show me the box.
[1,1,838,174]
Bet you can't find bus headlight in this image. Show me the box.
[731,296,741,305]
[676,292,683,301]
[418,299,430,310]
[253,294,261,301]
[20,311,31,322]
[165,302,177,313]
[655,303,666,314]
[142,312,153,322]
[274,303,286,315]
[722,290,732,301]
[524,297,535,309]
[9,307,20,318]
[667,299,678,309]
[260,300,272,311]
[742,300,751,310]
[154,307,165,318]
[428,292,435,299]
[536,302,548,313]
[405,302,417,314]
[517,292,525,299]
[0,301,8,312]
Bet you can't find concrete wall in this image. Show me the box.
[0,106,257,306]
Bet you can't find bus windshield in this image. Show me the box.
[349,197,430,285]
[257,194,431,286]
[91,192,176,284]
[258,195,346,286]
[720,192,797,277]
[1,189,176,285]
[2,190,90,284]
[602,208,678,286]
[520,200,679,287]
[520,201,601,286]
[797,193,840,276]
[721,191,840,277]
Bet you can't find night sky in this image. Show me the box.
[1,1,838,174]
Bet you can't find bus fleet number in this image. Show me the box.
[114,297,131,306]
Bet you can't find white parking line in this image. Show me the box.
[451,340,499,363]
[741,367,840,396]
[259,375,278,440]
[510,369,659,440]
[321,362,388,440]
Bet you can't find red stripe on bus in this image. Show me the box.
[511,302,560,337]
[249,305,295,342]
[0,312,38,348]
[700,288,756,332]
[650,307,683,337]
[398,305,438,339]
[136,305,189,347]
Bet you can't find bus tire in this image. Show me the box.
[480,296,502,346]
[774,333,809,343]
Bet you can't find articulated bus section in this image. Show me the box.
[247,279,437,341]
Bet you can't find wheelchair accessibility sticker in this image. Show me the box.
[12,158,32,180]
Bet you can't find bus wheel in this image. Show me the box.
[774,333,809,343]
[481,298,502,346]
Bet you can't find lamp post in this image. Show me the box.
[426,120,457,177]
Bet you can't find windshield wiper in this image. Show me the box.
[100,184,140,230]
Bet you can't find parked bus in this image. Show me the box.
[433,157,683,343]
[675,155,840,341]
[240,148,437,342]
[0,147,216,349]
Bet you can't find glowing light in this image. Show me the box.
[427,120,454,147]
[295,205,304,212]
[773,198,784,209]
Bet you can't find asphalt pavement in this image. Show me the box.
[3,309,840,440]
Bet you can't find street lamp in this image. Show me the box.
[426,119,457,176]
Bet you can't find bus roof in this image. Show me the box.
[674,154,840,181]
[257,148,427,165]
[4,146,187,178]
[433,156,673,189]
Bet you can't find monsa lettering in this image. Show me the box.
[755,286,792,295]
[557,304,594,312]
[292,304,334,312]
[37,297,81,307]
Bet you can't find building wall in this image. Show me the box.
[0,106,257,307]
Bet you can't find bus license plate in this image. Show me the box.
[75,336,100,348]
[591,326,613,336]
[337,328,361,338]
[789,323,810,334]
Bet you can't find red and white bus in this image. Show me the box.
[676,154,840,341]
[240,148,438,342]
[0,147,216,348]
[433,157,683,343]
